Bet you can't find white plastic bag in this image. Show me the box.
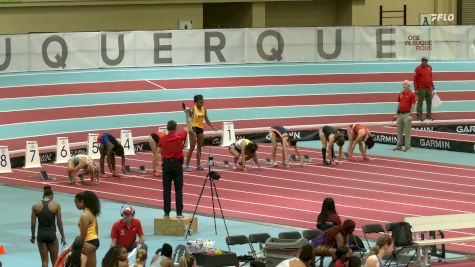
[432,91,442,108]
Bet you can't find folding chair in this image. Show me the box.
[362,223,386,249]
[317,221,336,231]
[172,244,188,263]
[385,222,418,267]
[302,229,322,241]
[226,235,255,266]
[278,231,302,239]
[248,233,271,259]
[349,234,366,262]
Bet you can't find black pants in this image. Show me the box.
[162,159,184,215]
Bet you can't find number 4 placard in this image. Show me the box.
[55,137,71,164]
[25,141,41,168]
[0,146,12,173]
[87,133,100,159]
[120,130,135,155]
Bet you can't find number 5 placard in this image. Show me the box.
[25,141,41,168]
[87,133,100,159]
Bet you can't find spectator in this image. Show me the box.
[159,106,192,218]
[110,206,146,253]
[150,243,173,267]
[31,185,66,267]
[312,219,356,258]
[64,237,88,267]
[102,246,128,267]
[393,80,416,152]
[364,236,394,267]
[334,247,351,267]
[316,197,342,231]
[276,244,314,267]
[414,57,435,121]
[129,248,147,267]
[75,191,101,267]
[178,254,197,267]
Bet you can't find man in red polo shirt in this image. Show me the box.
[110,206,146,252]
[159,106,192,218]
[414,57,435,121]
[393,80,416,152]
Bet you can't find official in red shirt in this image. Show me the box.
[110,206,146,252]
[159,107,192,218]
[413,57,435,121]
[393,80,416,152]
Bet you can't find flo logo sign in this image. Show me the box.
[421,14,455,25]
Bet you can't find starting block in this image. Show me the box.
[31,170,55,180]
[124,165,146,174]
[214,160,231,168]
[290,154,298,161]
[303,155,311,162]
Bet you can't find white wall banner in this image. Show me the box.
[0,26,473,73]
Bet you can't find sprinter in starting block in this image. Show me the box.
[346,123,374,161]
[269,126,303,168]
[97,133,126,178]
[228,139,261,171]
[67,155,100,185]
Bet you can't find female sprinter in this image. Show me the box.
[346,123,374,161]
[229,139,261,171]
[97,133,126,178]
[149,131,166,177]
[75,191,101,267]
[184,95,217,172]
[269,126,302,168]
[67,155,100,185]
[319,125,345,165]
[31,186,66,267]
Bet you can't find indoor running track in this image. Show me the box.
[1,144,475,253]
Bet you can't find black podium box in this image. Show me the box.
[192,251,238,267]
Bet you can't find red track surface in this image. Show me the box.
[2,72,475,98]
[1,145,475,253]
[3,91,475,125]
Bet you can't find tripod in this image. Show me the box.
[185,156,230,247]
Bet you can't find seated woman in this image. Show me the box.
[364,236,394,267]
[228,139,261,171]
[316,197,342,231]
[149,243,173,267]
[312,219,355,259]
[276,244,314,267]
[269,126,302,168]
[319,126,345,165]
[67,155,100,185]
[101,246,129,267]
[64,237,88,267]
[129,248,147,267]
[178,254,197,267]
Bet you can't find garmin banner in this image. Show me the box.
[1,26,475,73]
[412,124,475,135]
[371,132,475,153]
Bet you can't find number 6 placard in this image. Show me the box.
[55,137,71,163]
[25,141,41,168]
